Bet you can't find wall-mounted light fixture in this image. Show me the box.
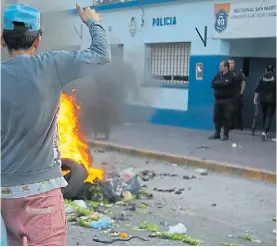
[129,17,137,37]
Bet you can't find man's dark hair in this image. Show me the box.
[2,21,42,52]
[266,64,275,72]
[228,58,235,62]
[221,60,229,69]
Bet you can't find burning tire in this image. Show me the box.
[61,158,88,199]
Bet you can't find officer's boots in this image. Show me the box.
[209,131,221,140]
[222,130,229,141]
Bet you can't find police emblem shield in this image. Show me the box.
[214,9,228,33]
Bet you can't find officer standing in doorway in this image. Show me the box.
[254,65,276,141]
[209,61,236,141]
[228,58,246,130]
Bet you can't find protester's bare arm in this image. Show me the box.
[240,80,246,95]
[253,75,263,104]
[53,4,111,87]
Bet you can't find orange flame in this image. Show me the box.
[58,92,104,183]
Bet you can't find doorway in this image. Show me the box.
[238,57,276,132]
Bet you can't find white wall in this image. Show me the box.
[127,87,188,110]
[17,0,92,12]
[97,0,220,110]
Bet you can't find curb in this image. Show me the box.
[88,140,276,183]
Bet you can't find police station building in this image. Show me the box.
[4,0,276,130]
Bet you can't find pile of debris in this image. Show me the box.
[64,168,155,244]
[64,167,206,245]
[64,168,143,202]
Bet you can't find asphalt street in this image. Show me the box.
[66,150,276,246]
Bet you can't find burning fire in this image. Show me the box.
[58,92,104,183]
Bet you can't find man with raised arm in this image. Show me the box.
[1,3,111,245]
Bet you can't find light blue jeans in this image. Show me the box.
[1,214,8,246]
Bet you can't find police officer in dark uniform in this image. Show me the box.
[228,59,246,130]
[209,61,236,141]
[254,65,276,141]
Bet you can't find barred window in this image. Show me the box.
[145,42,191,86]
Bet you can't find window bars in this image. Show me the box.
[145,42,191,86]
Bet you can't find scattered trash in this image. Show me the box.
[238,234,261,243]
[220,242,240,246]
[273,229,277,234]
[93,236,148,244]
[149,232,202,245]
[97,149,105,153]
[231,143,237,148]
[119,232,129,239]
[160,221,168,226]
[136,209,149,215]
[154,188,175,193]
[160,173,178,177]
[88,217,112,230]
[76,207,92,217]
[100,169,141,202]
[197,146,210,149]
[120,168,136,183]
[113,211,127,221]
[109,231,120,237]
[175,189,185,195]
[127,203,136,211]
[168,163,178,167]
[123,176,141,195]
[168,223,187,234]
[155,202,166,208]
[137,189,154,200]
[183,175,197,180]
[73,200,87,209]
[139,170,156,181]
[65,205,76,214]
[195,168,208,176]
[211,203,217,207]
[227,235,233,238]
[89,212,100,221]
[137,202,150,208]
[132,221,158,232]
[101,174,123,202]
[122,191,133,201]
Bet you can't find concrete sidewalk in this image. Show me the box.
[89,123,276,172]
